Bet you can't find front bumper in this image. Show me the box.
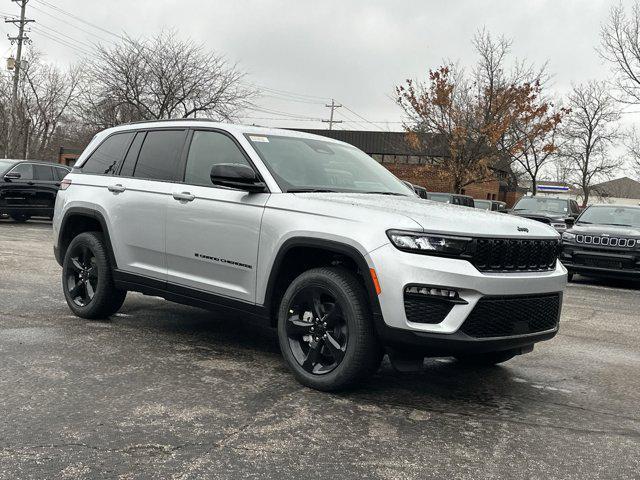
[368,243,566,351]
[561,244,640,279]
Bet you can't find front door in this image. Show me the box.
[1,163,35,211]
[165,129,269,303]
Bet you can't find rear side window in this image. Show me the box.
[133,130,186,181]
[184,130,251,187]
[8,163,33,180]
[82,132,135,175]
[34,165,54,181]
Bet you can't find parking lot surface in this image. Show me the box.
[0,220,639,479]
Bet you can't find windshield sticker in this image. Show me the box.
[249,135,269,143]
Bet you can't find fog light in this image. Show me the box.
[405,285,459,299]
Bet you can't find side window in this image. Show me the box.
[54,167,70,181]
[34,165,54,181]
[8,163,33,180]
[133,130,186,181]
[184,130,251,187]
[119,131,145,177]
[82,132,135,175]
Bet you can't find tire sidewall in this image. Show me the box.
[62,232,110,318]
[277,268,372,390]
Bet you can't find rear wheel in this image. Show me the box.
[455,350,518,366]
[277,267,382,391]
[10,213,29,223]
[62,232,127,319]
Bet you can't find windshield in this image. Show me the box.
[577,206,640,228]
[246,134,413,195]
[474,200,491,210]
[513,196,568,214]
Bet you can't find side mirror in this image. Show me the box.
[210,163,266,193]
[565,217,575,228]
[3,172,21,181]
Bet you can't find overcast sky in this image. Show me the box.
[1,0,637,131]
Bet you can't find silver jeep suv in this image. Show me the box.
[53,120,567,391]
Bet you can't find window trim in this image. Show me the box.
[178,127,269,192]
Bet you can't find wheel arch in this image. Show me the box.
[263,237,383,328]
[56,207,117,269]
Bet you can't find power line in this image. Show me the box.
[28,3,114,45]
[30,25,94,57]
[31,0,122,39]
[32,22,96,51]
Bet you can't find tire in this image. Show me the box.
[277,267,383,391]
[62,231,127,319]
[455,350,518,366]
[567,272,574,282]
[10,214,29,223]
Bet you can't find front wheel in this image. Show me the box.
[277,267,382,391]
[62,231,127,319]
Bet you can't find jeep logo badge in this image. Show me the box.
[517,226,529,233]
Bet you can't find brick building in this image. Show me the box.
[296,129,523,206]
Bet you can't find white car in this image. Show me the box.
[53,120,567,391]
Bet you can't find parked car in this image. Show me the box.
[510,196,580,232]
[0,159,71,222]
[425,192,475,207]
[53,120,566,391]
[474,199,507,212]
[401,181,428,199]
[560,204,640,280]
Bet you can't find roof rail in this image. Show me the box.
[122,117,219,126]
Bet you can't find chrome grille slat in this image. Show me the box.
[575,235,637,249]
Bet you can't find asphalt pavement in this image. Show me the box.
[0,219,639,479]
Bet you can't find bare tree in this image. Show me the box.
[560,81,621,206]
[79,29,255,129]
[622,127,640,179]
[600,2,640,103]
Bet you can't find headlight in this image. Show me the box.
[562,232,576,242]
[387,230,472,256]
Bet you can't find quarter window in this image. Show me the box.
[184,130,251,187]
[82,132,135,175]
[54,167,70,181]
[133,130,186,181]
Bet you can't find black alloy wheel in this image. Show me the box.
[66,244,98,307]
[285,286,348,375]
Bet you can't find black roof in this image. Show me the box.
[293,129,449,157]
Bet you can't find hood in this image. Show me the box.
[288,193,559,238]
[568,223,640,237]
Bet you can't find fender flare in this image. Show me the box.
[56,207,117,268]
[263,237,383,325]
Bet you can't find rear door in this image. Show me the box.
[165,129,269,302]
[108,129,187,281]
[32,164,58,214]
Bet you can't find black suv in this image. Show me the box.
[510,196,581,232]
[561,204,640,280]
[0,159,71,222]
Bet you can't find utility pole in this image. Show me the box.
[322,99,342,130]
[4,0,34,158]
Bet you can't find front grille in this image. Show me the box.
[404,295,454,324]
[460,293,561,338]
[471,238,560,272]
[575,235,637,249]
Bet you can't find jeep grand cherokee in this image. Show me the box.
[52,120,567,391]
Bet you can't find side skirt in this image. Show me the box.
[112,269,271,323]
